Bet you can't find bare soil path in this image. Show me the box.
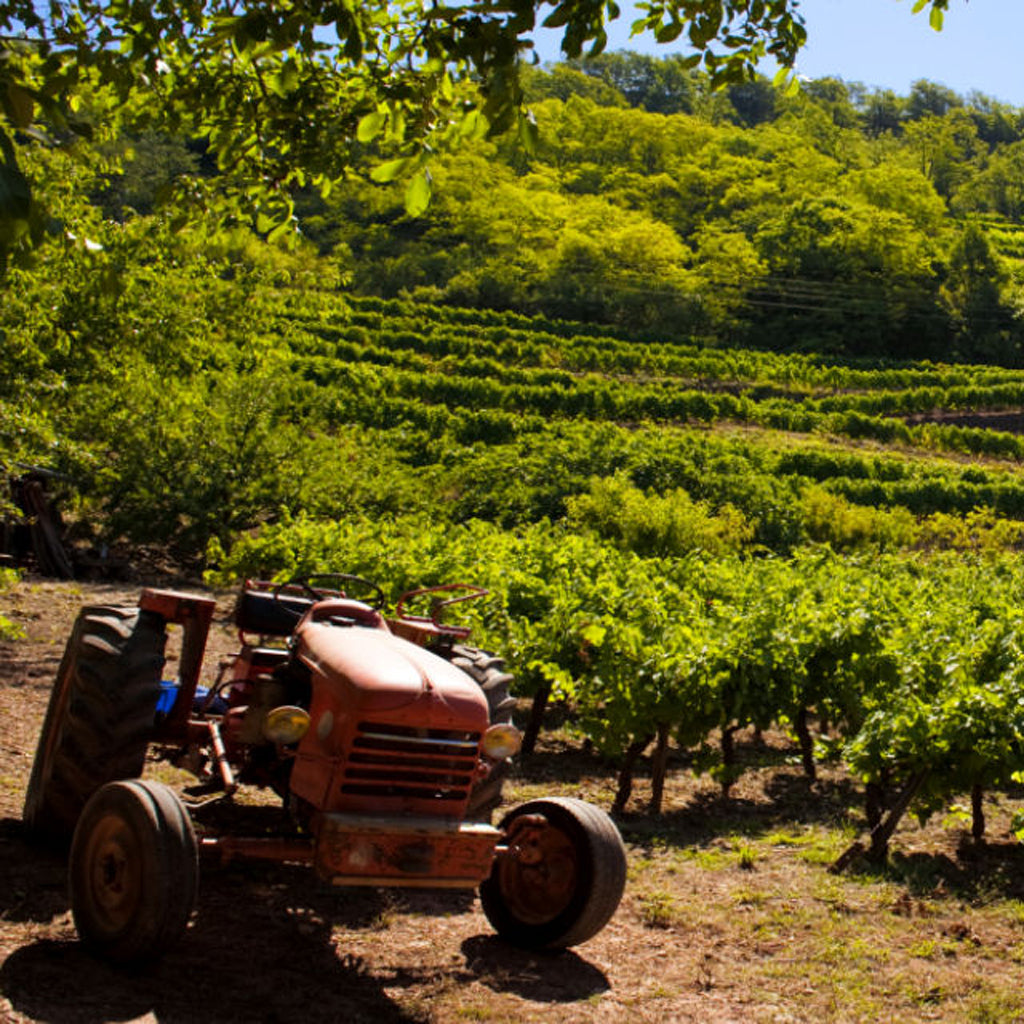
[4,577,1024,1023]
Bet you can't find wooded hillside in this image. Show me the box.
[295,58,1024,365]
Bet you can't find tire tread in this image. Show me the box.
[22,604,166,842]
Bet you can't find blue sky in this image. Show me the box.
[532,0,1024,107]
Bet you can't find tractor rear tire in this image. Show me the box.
[70,779,198,964]
[445,644,516,822]
[480,796,627,949]
[23,605,167,843]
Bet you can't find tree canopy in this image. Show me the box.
[0,0,958,264]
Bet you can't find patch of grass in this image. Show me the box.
[646,983,676,999]
[1002,899,1024,928]
[811,877,850,907]
[908,938,938,959]
[765,824,855,865]
[636,890,681,929]
[848,936,891,964]
[732,887,769,907]
[0,569,24,640]
[906,982,949,1008]
[455,1008,491,1021]
[0,614,24,640]
[144,762,196,787]
[627,855,655,881]
[764,827,806,846]
[964,987,1024,1022]
[734,841,757,870]
[679,845,733,871]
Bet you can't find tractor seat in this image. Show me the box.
[235,588,315,637]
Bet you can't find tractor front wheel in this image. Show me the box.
[69,779,198,964]
[480,796,626,949]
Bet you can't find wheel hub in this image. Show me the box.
[84,815,142,930]
[499,817,578,924]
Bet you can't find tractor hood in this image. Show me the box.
[294,621,488,730]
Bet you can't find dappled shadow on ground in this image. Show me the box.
[514,744,615,787]
[616,767,862,852]
[843,838,1024,903]
[0,818,70,925]
[762,765,863,823]
[0,858,428,1024]
[460,935,611,1002]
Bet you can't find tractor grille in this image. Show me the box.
[341,721,482,800]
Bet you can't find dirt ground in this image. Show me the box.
[5,577,1024,1023]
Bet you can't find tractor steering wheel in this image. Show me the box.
[271,573,386,616]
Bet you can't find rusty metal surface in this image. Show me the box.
[314,814,500,887]
[139,589,217,623]
[200,835,315,866]
[205,718,237,795]
[289,625,489,819]
[491,813,577,925]
[141,589,217,737]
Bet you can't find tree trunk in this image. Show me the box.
[831,771,926,874]
[794,707,816,781]
[649,722,671,815]
[611,734,653,815]
[865,780,885,833]
[720,724,738,799]
[867,770,928,865]
[520,682,551,757]
[972,783,986,842]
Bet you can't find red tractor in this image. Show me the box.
[22,576,626,963]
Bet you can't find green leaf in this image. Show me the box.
[0,162,31,222]
[5,85,35,129]
[404,170,431,217]
[542,4,572,29]
[459,109,489,140]
[344,30,363,62]
[656,21,683,43]
[270,62,299,97]
[99,268,124,297]
[518,109,539,155]
[357,110,387,143]
[267,218,293,243]
[386,108,407,144]
[370,157,410,183]
[929,5,943,30]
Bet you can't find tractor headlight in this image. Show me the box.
[262,705,311,745]
[481,723,522,760]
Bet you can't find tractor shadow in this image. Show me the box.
[0,817,609,1022]
[0,854,428,1024]
[0,817,71,925]
[0,808,430,1024]
[460,935,611,1002]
